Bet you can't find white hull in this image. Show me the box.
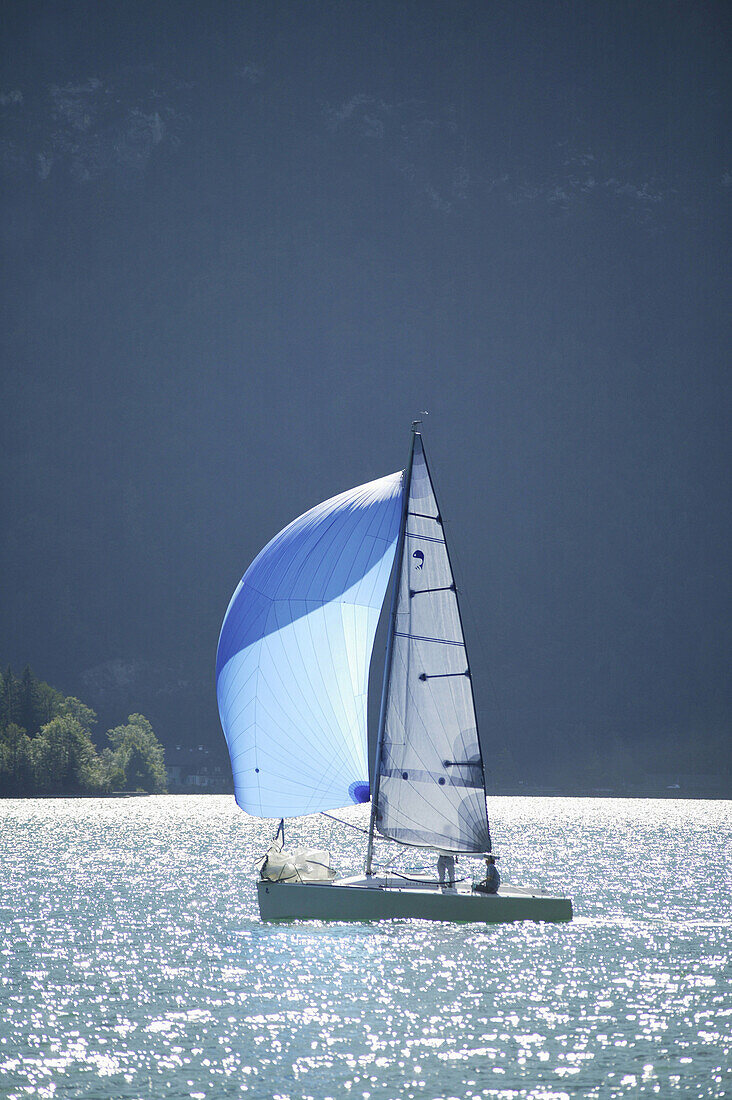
[258,875,572,924]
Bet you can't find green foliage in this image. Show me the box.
[0,666,64,736]
[107,714,167,794]
[1,668,20,729]
[0,723,35,795]
[101,746,127,792]
[32,715,107,795]
[61,696,97,733]
[0,667,166,797]
[18,666,39,736]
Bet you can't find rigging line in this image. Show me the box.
[400,624,479,796]
[319,811,415,847]
[378,438,485,846]
[443,498,515,787]
[322,795,481,861]
[408,452,469,768]
[378,840,414,870]
[372,868,471,885]
[422,453,501,748]
[367,444,415,877]
[407,511,441,522]
[320,811,369,836]
[415,440,490,833]
[405,531,444,544]
[387,552,466,793]
[393,631,464,646]
[385,639,455,795]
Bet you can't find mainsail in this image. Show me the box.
[372,434,491,853]
[216,471,403,817]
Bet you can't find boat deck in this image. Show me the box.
[257,875,573,923]
[335,874,558,898]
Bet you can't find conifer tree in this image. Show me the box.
[0,668,19,729]
[0,666,166,796]
[18,666,40,736]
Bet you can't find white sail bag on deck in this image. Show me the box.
[259,842,336,884]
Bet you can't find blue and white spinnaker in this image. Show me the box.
[216,471,403,817]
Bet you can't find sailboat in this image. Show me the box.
[216,425,572,923]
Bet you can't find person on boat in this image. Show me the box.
[473,854,500,894]
[437,852,456,891]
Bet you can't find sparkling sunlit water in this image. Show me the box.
[1,795,730,1099]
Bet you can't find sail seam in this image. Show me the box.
[299,602,364,811]
[380,767,483,789]
[374,433,491,855]
[382,643,456,810]
[405,531,444,544]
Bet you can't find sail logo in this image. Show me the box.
[413,550,425,569]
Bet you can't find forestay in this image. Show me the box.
[374,435,491,852]
[216,471,403,817]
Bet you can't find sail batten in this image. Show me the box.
[373,434,491,854]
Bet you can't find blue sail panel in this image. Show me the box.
[216,471,403,817]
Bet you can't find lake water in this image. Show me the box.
[1,795,729,1099]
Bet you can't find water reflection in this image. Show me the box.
[0,795,729,1098]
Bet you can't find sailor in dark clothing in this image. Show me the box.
[473,854,500,894]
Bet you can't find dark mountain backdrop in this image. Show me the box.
[1,1,729,794]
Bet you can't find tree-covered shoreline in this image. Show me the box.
[0,667,167,796]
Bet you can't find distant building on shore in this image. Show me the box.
[166,763,233,793]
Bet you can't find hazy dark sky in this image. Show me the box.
[1,1,729,778]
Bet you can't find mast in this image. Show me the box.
[365,424,419,875]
